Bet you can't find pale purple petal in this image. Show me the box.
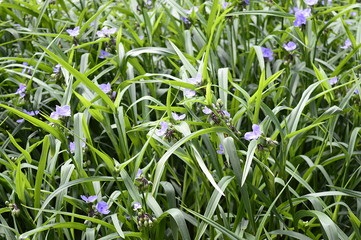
[66,26,80,37]
[172,112,186,121]
[136,169,142,178]
[156,121,168,136]
[244,124,262,140]
[340,39,352,49]
[283,41,297,51]
[187,74,202,85]
[217,144,224,154]
[329,77,338,85]
[96,201,110,214]
[304,0,318,5]
[69,142,75,153]
[56,105,71,117]
[133,202,142,210]
[50,112,59,120]
[99,83,111,93]
[99,50,110,59]
[202,106,212,114]
[184,89,196,98]
[96,30,106,38]
[87,195,97,203]
[222,2,230,9]
[53,64,61,73]
[222,111,230,118]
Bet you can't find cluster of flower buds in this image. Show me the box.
[203,99,241,137]
[133,202,156,229]
[257,137,279,152]
[5,201,20,217]
[135,169,152,192]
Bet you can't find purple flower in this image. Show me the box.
[217,144,224,154]
[244,0,250,4]
[139,35,144,40]
[15,83,26,98]
[99,83,111,93]
[133,202,142,210]
[187,74,202,85]
[304,0,318,5]
[294,8,311,27]
[351,12,357,17]
[261,47,274,61]
[172,112,186,121]
[179,17,191,24]
[50,105,71,120]
[156,121,168,136]
[355,89,359,94]
[283,41,297,51]
[81,195,97,203]
[244,124,262,141]
[329,77,338,85]
[69,139,86,153]
[185,6,198,14]
[136,169,143,178]
[97,27,117,37]
[99,50,110,59]
[53,64,61,73]
[222,110,230,118]
[96,201,110,214]
[184,88,196,98]
[16,109,39,123]
[222,2,230,9]
[202,106,212,114]
[21,62,29,74]
[341,39,352,49]
[66,26,80,37]
[321,0,332,5]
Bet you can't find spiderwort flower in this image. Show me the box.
[53,64,61,73]
[184,88,196,98]
[222,2,230,9]
[99,83,111,93]
[15,83,26,98]
[172,112,186,121]
[304,0,318,5]
[136,169,143,178]
[217,144,224,154]
[340,39,352,49]
[97,27,117,38]
[294,8,311,27]
[133,202,142,210]
[261,47,274,61]
[50,105,71,120]
[222,110,230,118]
[185,6,198,14]
[187,74,202,85]
[16,110,39,123]
[69,139,86,154]
[321,0,332,5]
[355,89,359,94]
[329,77,338,85]
[244,124,262,141]
[21,62,30,74]
[81,195,97,203]
[283,41,297,51]
[156,121,168,136]
[351,12,357,17]
[202,106,212,114]
[96,201,110,214]
[179,17,191,24]
[99,50,110,59]
[66,26,80,37]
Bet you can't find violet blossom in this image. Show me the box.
[156,121,168,136]
[96,201,110,214]
[99,83,111,93]
[283,41,297,51]
[172,112,186,121]
[340,39,352,49]
[81,195,97,203]
[244,124,262,141]
[66,26,80,37]
[50,105,71,120]
[261,47,274,61]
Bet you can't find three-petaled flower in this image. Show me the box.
[283,41,297,51]
[340,39,352,49]
[96,201,110,214]
[304,0,318,5]
[156,121,168,136]
[261,47,274,61]
[99,83,111,94]
[16,109,39,123]
[172,112,186,121]
[293,8,311,27]
[329,77,338,86]
[66,26,80,37]
[50,105,71,120]
[81,195,97,203]
[15,83,26,98]
[96,27,117,38]
[133,202,142,210]
[244,124,262,141]
[217,144,224,154]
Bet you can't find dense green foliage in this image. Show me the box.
[1,0,361,239]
